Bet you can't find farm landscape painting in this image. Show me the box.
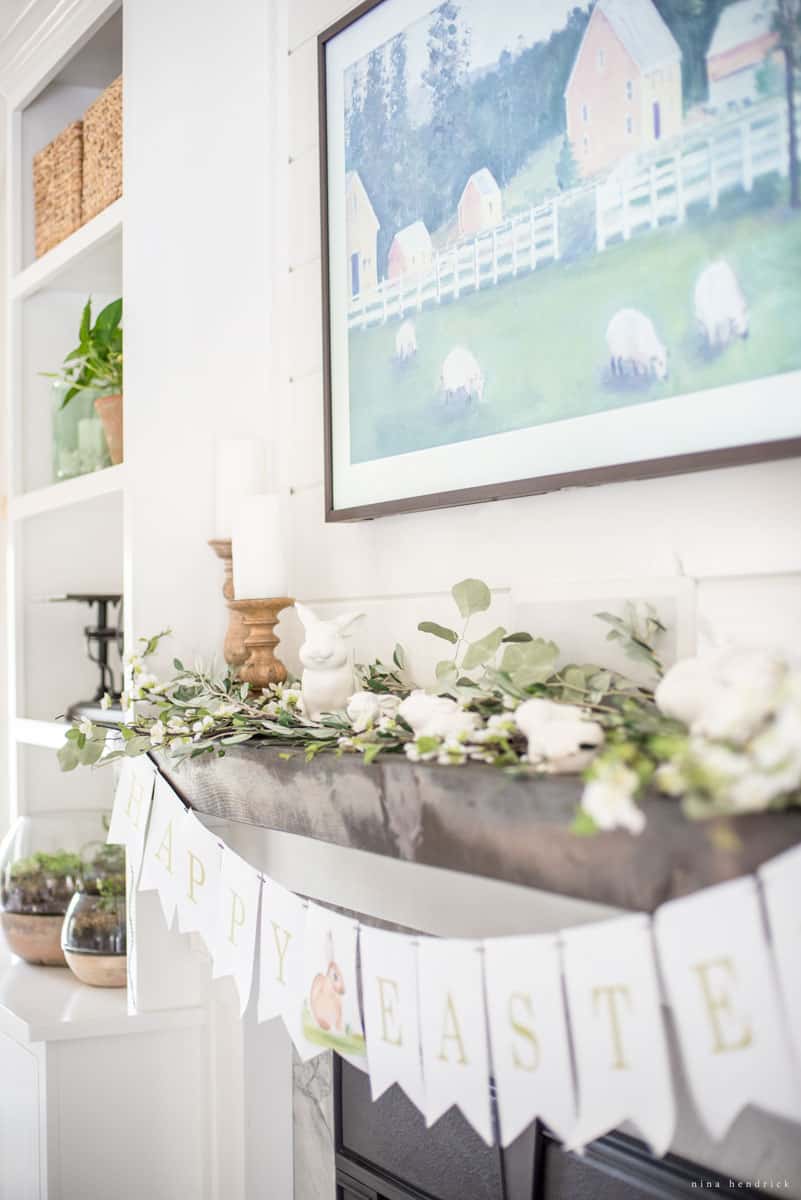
[320,0,801,518]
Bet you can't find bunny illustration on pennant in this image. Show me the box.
[296,604,364,721]
[310,930,345,1033]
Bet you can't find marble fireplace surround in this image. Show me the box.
[157,747,801,1198]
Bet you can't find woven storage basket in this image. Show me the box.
[82,75,123,222]
[33,121,83,258]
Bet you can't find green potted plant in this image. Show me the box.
[46,297,123,465]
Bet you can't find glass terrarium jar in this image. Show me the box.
[62,841,127,988]
[0,811,110,966]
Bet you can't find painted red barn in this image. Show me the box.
[387,220,434,280]
[564,0,683,180]
[706,0,779,109]
[457,168,503,236]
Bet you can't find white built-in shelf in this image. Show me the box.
[0,943,205,1044]
[13,718,70,749]
[12,198,123,301]
[10,461,126,520]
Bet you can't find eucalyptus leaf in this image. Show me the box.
[392,644,407,670]
[81,738,106,767]
[501,638,558,686]
[57,742,80,772]
[435,660,459,688]
[418,621,458,644]
[462,626,506,670]
[451,578,491,618]
[502,632,533,643]
[124,736,152,756]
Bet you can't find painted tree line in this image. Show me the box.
[345,0,801,281]
[345,2,591,274]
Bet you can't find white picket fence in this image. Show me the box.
[348,198,560,331]
[348,96,800,331]
[596,96,800,250]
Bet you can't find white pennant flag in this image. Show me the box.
[108,758,155,1014]
[484,934,575,1146]
[138,776,185,927]
[561,914,675,1155]
[174,810,222,951]
[301,903,366,1067]
[655,876,801,1140]
[417,938,493,1146]
[258,877,308,1054]
[210,845,261,1016]
[361,926,424,1112]
[107,758,153,865]
[760,845,801,1078]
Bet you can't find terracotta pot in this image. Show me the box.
[1,912,67,966]
[64,950,127,988]
[94,392,123,465]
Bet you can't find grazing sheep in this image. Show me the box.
[606,308,668,381]
[395,319,417,362]
[440,346,485,408]
[694,260,749,351]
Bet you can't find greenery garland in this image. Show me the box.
[58,579,801,835]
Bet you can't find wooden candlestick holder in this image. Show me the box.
[227,597,294,689]
[208,538,248,669]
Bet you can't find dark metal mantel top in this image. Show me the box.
[155,745,801,914]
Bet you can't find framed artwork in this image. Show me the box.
[319,0,801,521]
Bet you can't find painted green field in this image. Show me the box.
[301,1005,366,1057]
[348,196,801,464]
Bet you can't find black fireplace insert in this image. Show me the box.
[334,1058,740,1200]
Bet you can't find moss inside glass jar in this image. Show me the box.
[1,850,83,915]
[62,843,127,988]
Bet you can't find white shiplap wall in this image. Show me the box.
[279,0,801,678]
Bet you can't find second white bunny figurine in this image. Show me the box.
[296,604,364,721]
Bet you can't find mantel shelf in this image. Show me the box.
[157,745,801,915]
[11,199,124,300]
[10,462,126,520]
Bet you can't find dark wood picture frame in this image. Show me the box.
[318,0,801,524]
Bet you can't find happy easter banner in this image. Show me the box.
[110,759,801,1152]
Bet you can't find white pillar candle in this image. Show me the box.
[232,495,287,599]
[215,439,266,539]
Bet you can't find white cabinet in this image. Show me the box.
[0,1033,41,1200]
[0,945,209,1200]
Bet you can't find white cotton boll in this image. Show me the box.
[656,651,784,743]
[347,691,381,733]
[515,698,604,764]
[581,764,644,835]
[397,690,480,742]
[655,657,721,726]
[695,651,784,743]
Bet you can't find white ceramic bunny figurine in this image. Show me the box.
[296,604,364,721]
